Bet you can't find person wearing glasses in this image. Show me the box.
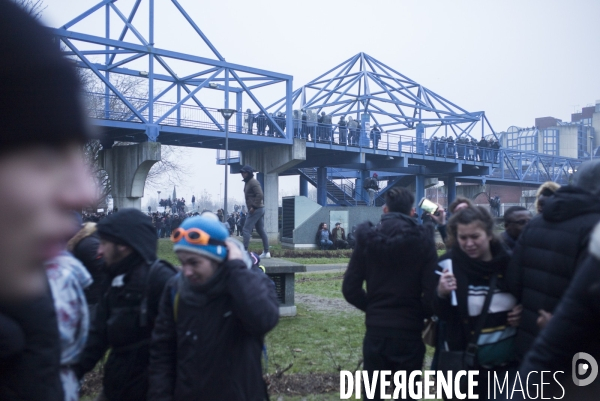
[501,206,532,251]
[74,209,177,401]
[149,215,279,401]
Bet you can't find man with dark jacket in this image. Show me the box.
[507,159,600,362]
[240,165,270,258]
[517,222,600,400]
[501,206,532,250]
[0,2,97,399]
[342,187,438,400]
[74,209,176,401]
[331,222,348,249]
[149,215,279,401]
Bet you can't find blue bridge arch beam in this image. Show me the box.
[52,0,294,144]
[267,52,497,144]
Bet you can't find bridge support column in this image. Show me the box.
[299,175,309,197]
[241,138,306,244]
[100,142,161,211]
[446,176,457,208]
[316,167,327,206]
[415,175,425,222]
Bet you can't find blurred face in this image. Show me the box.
[505,211,531,239]
[322,224,328,230]
[97,240,131,267]
[457,221,493,261]
[241,171,249,180]
[178,250,219,285]
[453,202,469,213]
[0,144,96,301]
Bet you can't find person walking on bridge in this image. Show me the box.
[240,165,271,258]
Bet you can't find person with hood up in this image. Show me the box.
[342,187,438,400]
[74,209,177,401]
[506,159,600,363]
[516,221,600,400]
[240,165,271,258]
[148,215,279,401]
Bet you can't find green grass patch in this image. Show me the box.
[265,304,365,375]
[157,238,180,266]
[296,273,346,299]
[286,257,349,265]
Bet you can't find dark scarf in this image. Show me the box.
[106,252,145,279]
[452,240,510,282]
[178,264,228,308]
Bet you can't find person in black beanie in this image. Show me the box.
[0,1,96,400]
[74,209,176,401]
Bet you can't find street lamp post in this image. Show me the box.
[157,191,161,211]
[218,108,237,221]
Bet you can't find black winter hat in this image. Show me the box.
[240,165,255,174]
[0,0,93,154]
[96,209,158,264]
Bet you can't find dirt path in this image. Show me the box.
[295,292,362,315]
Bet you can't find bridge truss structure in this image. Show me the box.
[50,0,584,202]
[52,0,294,149]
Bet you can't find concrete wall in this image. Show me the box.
[284,200,382,247]
[557,125,579,158]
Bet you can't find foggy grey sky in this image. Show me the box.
[42,0,600,207]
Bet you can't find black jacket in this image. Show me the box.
[342,212,438,334]
[506,186,600,359]
[148,260,279,401]
[518,225,600,400]
[74,254,176,401]
[0,289,63,401]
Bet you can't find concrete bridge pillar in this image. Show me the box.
[100,142,161,211]
[242,138,306,244]
[299,175,309,197]
[415,175,425,222]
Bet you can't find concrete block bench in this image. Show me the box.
[261,258,306,317]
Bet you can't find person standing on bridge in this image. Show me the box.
[363,173,380,206]
[338,116,348,145]
[240,165,271,258]
[370,125,381,149]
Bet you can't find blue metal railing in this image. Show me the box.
[86,92,584,185]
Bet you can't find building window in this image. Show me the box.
[543,129,558,155]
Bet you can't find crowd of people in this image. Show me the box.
[157,197,187,215]
[428,136,502,162]
[342,159,600,400]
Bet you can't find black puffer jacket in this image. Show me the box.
[342,212,438,333]
[74,255,176,401]
[0,289,63,401]
[148,259,279,401]
[74,209,177,401]
[506,186,600,359]
[518,223,600,400]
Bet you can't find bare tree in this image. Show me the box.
[80,70,188,208]
[12,0,46,19]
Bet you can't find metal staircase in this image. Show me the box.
[298,168,369,206]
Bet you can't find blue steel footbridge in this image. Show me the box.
[52,0,583,207]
